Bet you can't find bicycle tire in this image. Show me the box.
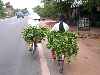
[29,47,33,51]
[32,42,37,55]
[32,45,36,54]
[59,60,64,73]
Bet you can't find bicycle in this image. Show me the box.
[51,49,64,73]
[57,55,64,73]
[28,40,37,55]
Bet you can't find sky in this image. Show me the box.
[3,0,41,9]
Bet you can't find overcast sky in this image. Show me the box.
[3,0,41,9]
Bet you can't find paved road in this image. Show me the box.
[0,17,41,75]
[0,17,66,75]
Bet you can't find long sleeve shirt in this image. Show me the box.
[51,22,69,32]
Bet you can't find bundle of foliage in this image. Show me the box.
[21,26,49,43]
[22,25,79,63]
[47,31,79,63]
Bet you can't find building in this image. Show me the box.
[5,2,15,17]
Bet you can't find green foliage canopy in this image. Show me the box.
[33,2,58,18]
[34,0,100,19]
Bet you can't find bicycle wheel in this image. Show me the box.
[57,55,64,73]
[29,47,33,51]
[32,42,37,54]
[59,60,64,73]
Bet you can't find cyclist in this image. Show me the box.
[27,12,41,54]
[27,11,40,28]
[51,15,69,32]
[51,15,69,73]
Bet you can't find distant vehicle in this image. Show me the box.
[16,11,24,18]
[22,8,29,16]
[23,13,29,16]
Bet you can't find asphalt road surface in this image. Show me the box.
[0,17,41,75]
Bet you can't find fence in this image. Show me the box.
[78,18,90,31]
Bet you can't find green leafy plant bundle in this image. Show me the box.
[47,31,79,63]
[21,25,79,63]
[21,25,49,43]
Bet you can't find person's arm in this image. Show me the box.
[51,24,56,31]
[63,22,69,31]
[51,23,59,31]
